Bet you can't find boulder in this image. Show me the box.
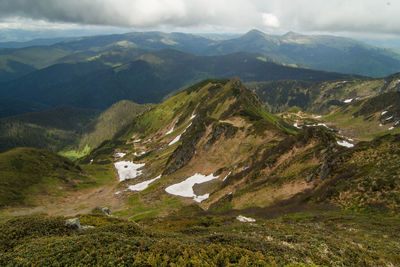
[65,218,82,229]
[102,207,111,216]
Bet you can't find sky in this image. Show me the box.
[0,0,399,41]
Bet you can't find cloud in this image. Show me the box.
[262,13,280,28]
[0,0,399,36]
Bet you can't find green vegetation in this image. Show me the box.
[1,209,399,265]
[248,73,400,114]
[324,91,400,140]
[0,147,85,207]
[0,100,148,158]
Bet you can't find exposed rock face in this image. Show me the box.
[164,115,206,175]
[204,122,238,151]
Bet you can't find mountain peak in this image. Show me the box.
[244,29,267,38]
[283,31,302,38]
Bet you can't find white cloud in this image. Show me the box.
[0,0,399,37]
[262,13,280,28]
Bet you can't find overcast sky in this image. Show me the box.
[0,0,399,39]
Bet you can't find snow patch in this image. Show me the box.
[114,161,145,182]
[133,139,142,143]
[379,123,383,127]
[115,152,126,158]
[166,126,175,135]
[389,127,395,130]
[190,114,197,120]
[165,173,219,202]
[128,175,162,191]
[168,134,182,146]
[293,122,301,129]
[168,121,193,146]
[133,151,145,156]
[381,111,388,116]
[236,215,256,223]
[386,116,393,121]
[337,140,354,148]
[223,171,232,181]
[114,191,121,195]
[344,98,353,103]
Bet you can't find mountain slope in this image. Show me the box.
[248,72,400,113]
[74,78,400,221]
[0,101,148,157]
[0,50,357,109]
[0,147,85,207]
[323,91,400,140]
[208,29,400,77]
[0,106,100,153]
[0,98,50,118]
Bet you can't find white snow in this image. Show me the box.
[293,122,302,129]
[307,123,331,130]
[128,175,162,192]
[396,121,400,126]
[133,151,146,156]
[168,122,193,146]
[168,134,182,146]
[144,139,152,144]
[379,123,384,127]
[389,127,395,130]
[115,191,121,195]
[166,126,175,135]
[344,98,353,103]
[114,161,145,182]
[315,115,322,119]
[236,215,256,223]
[90,159,93,164]
[115,152,126,158]
[381,111,388,116]
[386,116,393,121]
[222,171,232,181]
[165,173,219,202]
[190,114,197,120]
[133,139,142,143]
[337,140,354,148]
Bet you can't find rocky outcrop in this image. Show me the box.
[164,115,206,175]
[204,122,238,151]
[65,218,94,231]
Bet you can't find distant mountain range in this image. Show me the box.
[0,49,357,110]
[0,29,399,84]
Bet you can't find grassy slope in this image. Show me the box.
[0,148,86,207]
[324,91,400,140]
